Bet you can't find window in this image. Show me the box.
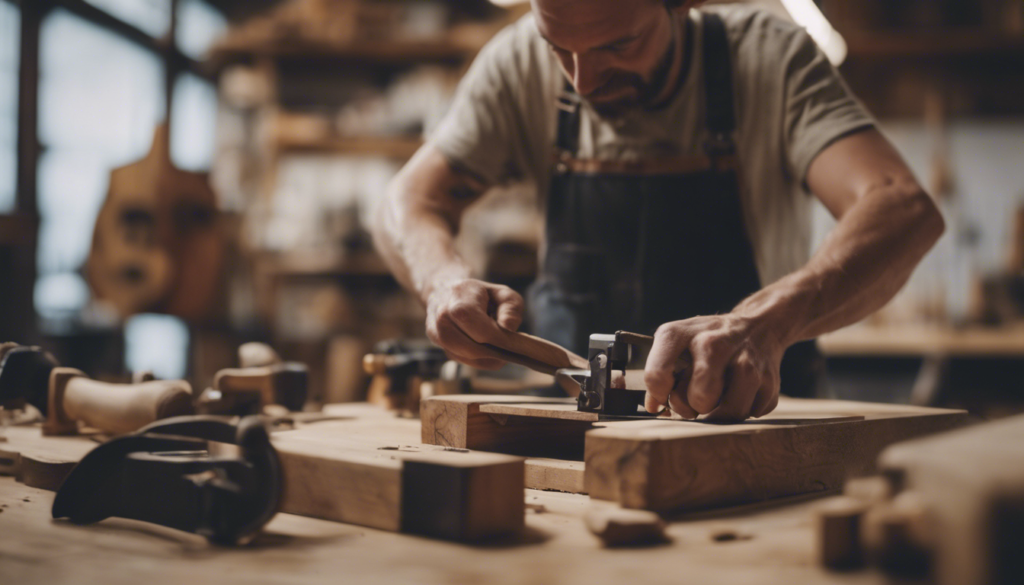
[176,0,227,61]
[84,0,171,37]
[171,72,219,171]
[0,1,18,213]
[36,9,164,318]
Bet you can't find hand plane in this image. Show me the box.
[556,331,661,418]
[482,329,669,419]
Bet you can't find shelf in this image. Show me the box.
[210,38,477,68]
[275,135,424,159]
[819,324,1024,357]
[843,29,1024,60]
[256,250,394,279]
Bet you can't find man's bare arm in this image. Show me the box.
[372,145,525,369]
[735,128,945,342]
[644,129,945,420]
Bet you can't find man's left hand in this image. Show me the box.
[643,315,787,421]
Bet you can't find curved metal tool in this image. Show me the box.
[52,415,282,545]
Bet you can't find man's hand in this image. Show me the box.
[425,278,525,370]
[643,315,787,421]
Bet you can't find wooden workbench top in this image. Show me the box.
[1,476,891,585]
[0,414,897,585]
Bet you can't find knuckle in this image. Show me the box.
[644,368,673,393]
[447,300,476,323]
[691,332,718,356]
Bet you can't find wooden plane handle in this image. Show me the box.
[213,367,277,407]
[481,328,589,375]
[52,368,194,435]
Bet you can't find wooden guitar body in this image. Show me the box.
[88,124,224,322]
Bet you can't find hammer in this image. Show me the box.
[0,344,194,436]
[197,344,308,415]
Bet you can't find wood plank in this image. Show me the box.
[0,426,97,490]
[0,413,525,541]
[422,395,968,510]
[273,433,524,540]
[586,401,967,512]
[272,422,527,541]
[420,395,593,460]
[819,324,1024,356]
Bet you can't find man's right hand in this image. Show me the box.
[425,278,525,370]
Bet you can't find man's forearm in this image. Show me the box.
[372,147,483,304]
[735,180,945,346]
[374,188,471,304]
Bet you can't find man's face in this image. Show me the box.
[532,0,677,116]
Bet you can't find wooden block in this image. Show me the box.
[871,492,934,578]
[844,475,894,506]
[420,395,593,460]
[422,395,968,510]
[524,458,585,494]
[273,424,525,540]
[878,414,1024,585]
[585,400,966,512]
[584,505,668,547]
[815,496,868,570]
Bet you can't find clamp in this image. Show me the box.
[52,415,282,545]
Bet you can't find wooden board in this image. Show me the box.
[0,410,525,541]
[421,395,968,512]
[879,414,1024,585]
[0,426,97,490]
[421,395,595,460]
[273,427,525,540]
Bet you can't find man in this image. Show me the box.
[372,0,944,421]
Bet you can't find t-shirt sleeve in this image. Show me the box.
[780,26,875,185]
[427,25,530,187]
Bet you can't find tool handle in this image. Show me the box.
[482,328,589,375]
[61,373,194,435]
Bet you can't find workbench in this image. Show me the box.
[0,405,908,585]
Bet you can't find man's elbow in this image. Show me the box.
[895,180,945,251]
[911,188,945,246]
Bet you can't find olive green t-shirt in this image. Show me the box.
[428,5,875,286]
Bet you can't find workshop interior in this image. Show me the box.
[1,0,1023,584]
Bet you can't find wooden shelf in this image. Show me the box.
[210,38,476,68]
[276,135,423,159]
[819,324,1024,357]
[844,29,1024,59]
[257,250,393,278]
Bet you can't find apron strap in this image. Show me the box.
[701,12,738,158]
[555,81,581,155]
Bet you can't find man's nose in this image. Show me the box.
[572,52,605,97]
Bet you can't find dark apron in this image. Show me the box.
[527,13,822,398]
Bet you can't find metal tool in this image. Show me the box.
[52,415,282,545]
[555,331,662,418]
[363,339,466,415]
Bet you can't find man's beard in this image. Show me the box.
[585,32,678,119]
[586,73,666,118]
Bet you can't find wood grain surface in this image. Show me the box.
[422,395,968,511]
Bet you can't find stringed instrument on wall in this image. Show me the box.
[87,123,224,322]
